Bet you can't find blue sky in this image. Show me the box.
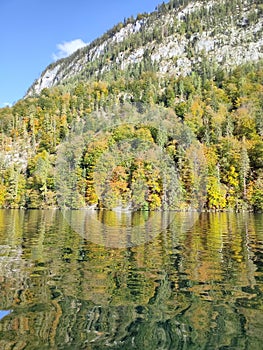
[0,0,160,107]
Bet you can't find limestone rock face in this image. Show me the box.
[26,0,263,97]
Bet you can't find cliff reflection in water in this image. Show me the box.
[0,209,262,349]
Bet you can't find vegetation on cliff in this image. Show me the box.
[0,60,262,210]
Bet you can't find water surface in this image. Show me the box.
[0,210,262,349]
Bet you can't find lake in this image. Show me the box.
[0,209,262,349]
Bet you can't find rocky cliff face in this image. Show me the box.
[26,0,263,96]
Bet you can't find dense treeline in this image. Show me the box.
[0,61,263,210]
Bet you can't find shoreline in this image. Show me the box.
[0,207,260,213]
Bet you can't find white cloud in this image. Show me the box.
[0,102,11,108]
[53,39,88,60]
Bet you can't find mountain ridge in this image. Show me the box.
[26,0,263,97]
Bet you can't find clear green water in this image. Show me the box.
[0,210,262,349]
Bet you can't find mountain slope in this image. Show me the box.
[27,0,263,96]
[0,0,263,211]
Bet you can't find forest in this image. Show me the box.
[0,60,262,211]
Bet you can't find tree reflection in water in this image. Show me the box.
[0,209,262,349]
